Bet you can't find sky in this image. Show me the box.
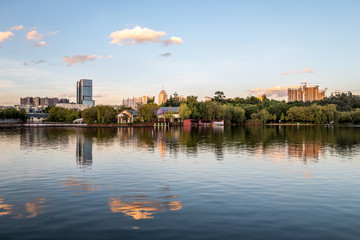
[1,0,360,105]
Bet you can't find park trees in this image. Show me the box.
[179,103,192,119]
[137,103,159,123]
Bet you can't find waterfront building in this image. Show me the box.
[158,89,168,105]
[26,113,49,123]
[76,79,95,106]
[288,83,326,102]
[117,109,140,123]
[156,107,181,123]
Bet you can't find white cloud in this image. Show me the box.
[26,30,43,41]
[0,31,14,43]
[106,54,113,59]
[9,25,24,31]
[34,41,46,47]
[62,54,101,66]
[302,68,314,73]
[251,86,293,98]
[109,26,166,45]
[109,26,183,46]
[163,36,183,45]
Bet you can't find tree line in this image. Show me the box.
[0,108,27,121]
[5,91,358,125]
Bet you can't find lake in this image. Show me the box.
[0,126,359,240]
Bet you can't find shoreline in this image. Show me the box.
[0,122,358,128]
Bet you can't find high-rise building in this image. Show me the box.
[20,96,64,106]
[20,97,34,105]
[158,89,168,105]
[59,98,70,104]
[76,79,95,106]
[288,83,326,102]
[122,96,154,109]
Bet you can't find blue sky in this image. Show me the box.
[1,0,360,105]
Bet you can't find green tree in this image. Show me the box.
[82,107,98,123]
[137,103,159,122]
[179,103,192,119]
[164,107,175,121]
[251,109,276,124]
[214,91,225,102]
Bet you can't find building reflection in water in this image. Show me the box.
[76,131,93,168]
[287,143,322,162]
[158,137,167,158]
[108,194,182,220]
[0,197,45,219]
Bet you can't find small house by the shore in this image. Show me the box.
[117,109,139,123]
[157,107,181,123]
[26,113,49,123]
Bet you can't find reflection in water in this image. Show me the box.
[76,131,93,167]
[62,177,98,194]
[0,198,14,216]
[288,143,323,162]
[109,195,182,220]
[17,126,360,165]
[0,197,45,219]
[23,197,45,218]
[20,128,71,150]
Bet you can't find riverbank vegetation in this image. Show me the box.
[38,91,360,125]
[0,108,27,121]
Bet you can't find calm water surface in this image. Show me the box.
[0,126,359,240]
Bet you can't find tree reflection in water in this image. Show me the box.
[17,126,360,163]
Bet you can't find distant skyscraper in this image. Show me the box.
[158,89,168,105]
[76,79,95,106]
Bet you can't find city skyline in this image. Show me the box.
[1,1,360,105]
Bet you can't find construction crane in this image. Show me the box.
[300,82,327,94]
[301,82,325,86]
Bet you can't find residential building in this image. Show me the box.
[40,97,59,106]
[76,79,95,106]
[158,89,168,105]
[288,83,326,102]
[20,96,68,107]
[59,98,70,103]
[122,96,154,109]
[20,97,34,105]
